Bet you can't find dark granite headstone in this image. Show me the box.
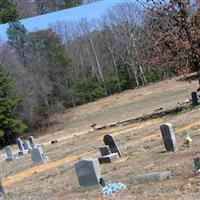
[160,123,177,152]
[103,134,122,157]
[99,146,110,156]
[98,153,118,164]
[191,92,198,106]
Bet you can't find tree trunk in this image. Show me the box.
[111,55,121,92]
[133,68,140,87]
[89,37,104,81]
[139,65,148,85]
[86,47,100,83]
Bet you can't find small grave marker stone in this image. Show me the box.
[75,158,101,187]
[99,146,110,156]
[31,147,49,165]
[17,138,29,155]
[98,153,118,164]
[103,134,122,157]
[133,171,172,183]
[5,146,15,161]
[160,123,177,152]
[191,92,198,106]
[23,140,32,152]
[0,180,5,198]
[28,136,37,149]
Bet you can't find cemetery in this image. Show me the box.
[0,78,200,199]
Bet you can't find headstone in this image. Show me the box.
[0,155,4,162]
[0,180,5,198]
[191,92,198,106]
[75,158,101,187]
[17,138,29,155]
[193,156,200,173]
[23,140,32,152]
[103,134,122,157]
[28,136,37,149]
[5,146,15,161]
[31,147,49,165]
[160,123,177,152]
[98,153,118,164]
[99,146,111,156]
[133,171,172,183]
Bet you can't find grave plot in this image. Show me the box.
[98,134,121,164]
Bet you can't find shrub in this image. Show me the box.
[104,75,120,95]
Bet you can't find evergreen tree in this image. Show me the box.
[7,21,28,66]
[64,0,80,8]
[0,65,27,145]
[0,0,20,24]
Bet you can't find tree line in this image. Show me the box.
[0,0,199,145]
[0,0,81,23]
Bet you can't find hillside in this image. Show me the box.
[2,77,200,200]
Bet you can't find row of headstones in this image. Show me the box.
[5,136,48,165]
[74,123,178,187]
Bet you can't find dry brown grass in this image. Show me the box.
[2,78,200,200]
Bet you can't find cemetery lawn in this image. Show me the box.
[2,77,200,200]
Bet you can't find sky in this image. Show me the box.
[0,0,135,41]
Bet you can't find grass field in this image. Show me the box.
[1,77,200,200]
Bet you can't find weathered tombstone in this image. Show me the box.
[133,171,172,183]
[31,147,49,165]
[160,123,177,152]
[5,146,15,161]
[0,155,3,162]
[75,158,101,187]
[17,138,29,155]
[28,136,37,149]
[99,146,111,156]
[191,92,198,106]
[23,140,32,152]
[98,153,118,164]
[0,180,5,198]
[103,134,122,157]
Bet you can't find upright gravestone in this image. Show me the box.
[0,155,3,162]
[28,136,37,149]
[103,134,122,157]
[75,158,101,187]
[23,140,32,152]
[31,147,49,165]
[17,138,29,155]
[191,92,198,106]
[0,180,5,198]
[160,123,177,152]
[5,146,15,161]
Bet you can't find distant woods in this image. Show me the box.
[0,0,81,24]
[0,1,200,143]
